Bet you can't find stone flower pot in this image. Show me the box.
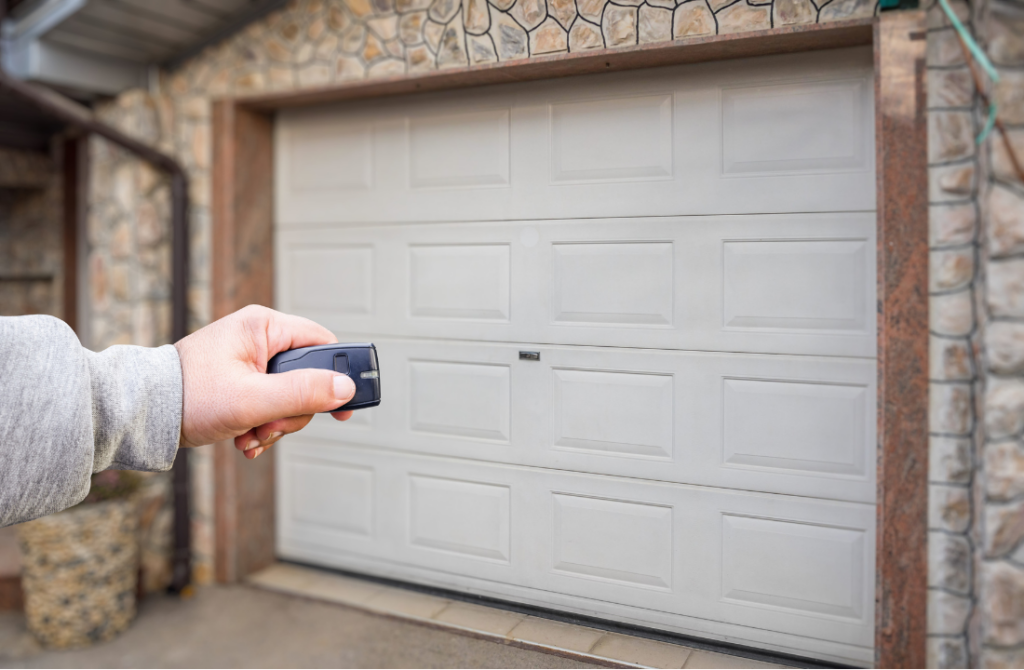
[16,494,139,649]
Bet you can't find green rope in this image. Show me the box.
[936,0,1000,143]
[979,98,998,144]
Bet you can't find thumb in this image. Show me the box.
[245,368,356,425]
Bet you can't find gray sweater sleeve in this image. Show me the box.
[0,315,182,527]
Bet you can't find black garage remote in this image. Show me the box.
[267,343,381,411]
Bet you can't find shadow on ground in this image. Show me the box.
[0,585,602,669]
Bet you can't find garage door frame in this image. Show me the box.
[209,13,927,667]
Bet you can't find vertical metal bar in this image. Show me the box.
[75,134,90,348]
[169,172,191,594]
[61,137,77,332]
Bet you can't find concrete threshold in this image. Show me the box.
[247,563,790,670]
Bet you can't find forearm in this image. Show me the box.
[0,316,182,527]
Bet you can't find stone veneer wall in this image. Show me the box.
[0,146,62,319]
[977,0,1024,666]
[925,1,980,666]
[926,0,1024,666]
[80,0,1024,664]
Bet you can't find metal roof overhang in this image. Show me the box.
[1,0,287,97]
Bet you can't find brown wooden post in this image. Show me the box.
[874,10,929,668]
[212,100,277,582]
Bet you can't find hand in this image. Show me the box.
[174,305,356,459]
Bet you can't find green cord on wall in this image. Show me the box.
[937,0,1000,143]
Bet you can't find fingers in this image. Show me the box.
[243,368,356,429]
[331,410,354,422]
[233,415,314,457]
[264,309,338,356]
[255,415,314,439]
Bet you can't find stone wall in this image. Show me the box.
[164,0,876,98]
[88,93,174,351]
[926,1,981,666]
[925,0,1024,666]
[82,0,1024,664]
[978,0,1024,666]
[0,146,62,320]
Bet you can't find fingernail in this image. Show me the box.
[253,447,264,459]
[269,432,283,442]
[333,374,356,400]
[246,439,259,451]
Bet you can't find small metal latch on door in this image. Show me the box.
[519,351,540,361]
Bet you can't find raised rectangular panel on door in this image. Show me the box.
[549,94,674,183]
[722,378,868,476]
[720,514,866,619]
[551,493,674,589]
[408,360,511,442]
[552,368,674,460]
[276,47,874,226]
[409,475,511,563]
[277,212,875,356]
[409,244,510,321]
[552,242,674,327]
[279,245,375,325]
[721,79,869,176]
[277,450,377,553]
[722,239,868,332]
[409,110,511,189]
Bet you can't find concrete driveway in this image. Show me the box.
[0,585,603,668]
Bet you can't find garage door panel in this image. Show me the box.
[277,441,874,653]
[278,455,378,551]
[723,378,868,477]
[550,493,675,590]
[297,338,875,502]
[722,239,869,332]
[549,94,674,183]
[409,244,511,321]
[283,245,375,317]
[552,241,674,327]
[276,212,876,357]
[276,48,874,225]
[408,359,511,442]
[552,367,674,460]
[409,109,511,190]
[408,475,512,563]
[720,78,870,176]
[275,46,878,665]
[720,513,866,620]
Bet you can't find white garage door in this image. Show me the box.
[274,47,876,666]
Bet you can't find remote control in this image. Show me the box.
[267,343,381,411]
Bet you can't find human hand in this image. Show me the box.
[173,305,356,458]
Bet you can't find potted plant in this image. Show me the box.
[16,470,142,649]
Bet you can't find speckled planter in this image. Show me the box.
[16,499,138,649]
